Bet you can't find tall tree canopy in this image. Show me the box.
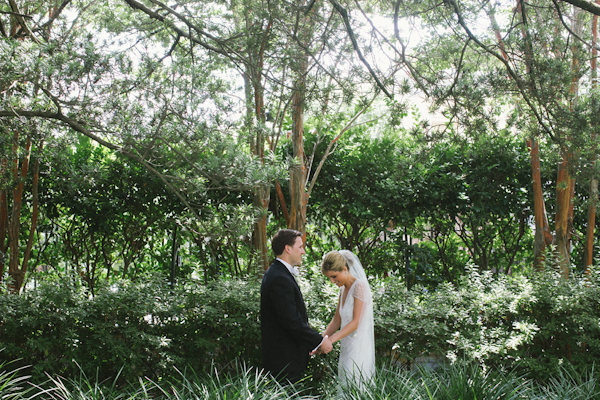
[330,0,600,274]
[2,0,600,289]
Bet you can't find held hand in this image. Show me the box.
[309,336,326,356]
[320,335,333,354]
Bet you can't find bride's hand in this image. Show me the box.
[320,336,333,354]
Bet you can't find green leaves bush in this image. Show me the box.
[1,266,600,383]
[155,279,262,374]
[375,266,600,379]
[0,277,262,383]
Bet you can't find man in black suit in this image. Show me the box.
[260,229,333,384]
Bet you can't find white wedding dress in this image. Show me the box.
[337,250,375,388]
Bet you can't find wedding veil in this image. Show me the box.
[337,250,375,384]
[339,250,368,283]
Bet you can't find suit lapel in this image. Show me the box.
[273,260,301,290]
[273,261,306,320]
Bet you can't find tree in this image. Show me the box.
[411,135,533,277]
[583,1,600,272]
[1,0,288,281]
[118,0,383,270]
[0,119,43,292]
[332,0,600,276]
[39,135,187,289]
[305,125,407,273]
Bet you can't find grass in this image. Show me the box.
[30,364,142,400]
[142,364,311,400]
[4,359,600,399]
[0,358,33,400]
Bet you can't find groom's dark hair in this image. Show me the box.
[271,229,302,256]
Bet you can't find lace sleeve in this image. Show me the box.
[352,280,371,304]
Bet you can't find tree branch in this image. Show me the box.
[33,0,72,36]
[328,0,393,99]
[444,0,556,141]
[306,92,379,198]
[560,0,600,16]
[122,0,244,63]
[552,0,600,51]
[7,0,40,43]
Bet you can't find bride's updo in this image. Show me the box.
[321,250,350,274]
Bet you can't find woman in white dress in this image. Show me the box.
[319,250,375,387]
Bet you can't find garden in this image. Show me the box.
[3,0,600,397]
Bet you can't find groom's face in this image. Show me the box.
[286,236,306,266]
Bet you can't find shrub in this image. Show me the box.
[0,276,262,383]
[375,266,600,380]
[0,276,168,381]
[155,279,262,374]
[2,265,600,383]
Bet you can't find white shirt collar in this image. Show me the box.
[277,258,300,276]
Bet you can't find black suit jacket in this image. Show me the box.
[260,260,323,382]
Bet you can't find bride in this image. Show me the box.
[318,250,375,387]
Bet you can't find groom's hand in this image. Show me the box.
[320,335,333,354]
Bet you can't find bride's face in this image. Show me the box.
[324,267,349,287]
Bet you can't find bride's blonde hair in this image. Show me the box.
[321,251,348,274]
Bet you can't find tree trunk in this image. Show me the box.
[0,158,7,284]
[289,85,308,236]
[275,180,290,226]
[555,6,585,278]
[20,148,41,280]
[555,156,573,277]
[584,178,598,271]
[253,187,270,271]
[529,138,553,269]
[288,4,314,239]
[252,75,271,271]
[518,0,555,272]
[6,134,37,292]
[493,2,554,271]
[583,2,599,273]
[246,14,272,272]
[252,69,271,272]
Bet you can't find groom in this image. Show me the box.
[260,229,332,384]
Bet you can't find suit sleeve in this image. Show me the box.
[267,276,323,350]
